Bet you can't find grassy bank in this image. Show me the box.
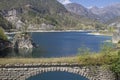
[0,57,79,65]
[0,50,118,66]
[0,45,119,78]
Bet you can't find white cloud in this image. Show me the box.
[58,0,72,5]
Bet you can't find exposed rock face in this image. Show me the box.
[112,32,120,43]
[14,33,33,49]
[0,8,23,17]
[112,28,120,43]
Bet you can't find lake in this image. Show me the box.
[26,31,111,80]
[0,31,112,80]
[0,31,111,58]
[32,32,111,58]
[27,71,88,80]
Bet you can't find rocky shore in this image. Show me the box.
[13,33,33,49]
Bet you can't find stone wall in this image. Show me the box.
[0,63,115,80]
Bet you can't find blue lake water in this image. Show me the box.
[0,32,111,58]
[31,32,111,58]
[27,71,88,80]
[1,31,112,80]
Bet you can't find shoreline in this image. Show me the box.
[27,30,87,32]
[5,30,112,36]
[5,30,90,35]
[5,30,90,34]
[87,32,112,36]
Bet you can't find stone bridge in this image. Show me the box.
[0,63,115,80]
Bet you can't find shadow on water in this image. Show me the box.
[0,48,34,58]
[27,71,89,80]
[14,48,33,58]
[0,48,13,58]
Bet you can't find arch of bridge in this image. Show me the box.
[26,67,94,80]
[0,63,115,80]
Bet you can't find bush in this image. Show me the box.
[78,46,91,56]
[100,43,113,54]
[0,27,8,40]
[110,50,120,79]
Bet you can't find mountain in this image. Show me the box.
[89,6,100,15]
[90,3,120,22]
[65,3,120,24]
[0,0,72,30]
[58,0,71,5]
[90,3,120,16]
[106,16,120,27]
[65,3,96,19]
[0,0,98,30]
[0,0,67,14]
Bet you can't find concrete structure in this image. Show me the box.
[0,63,115,80]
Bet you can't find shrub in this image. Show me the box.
[100,43,113,54]
[78,46,91,56]
[0,27,8,40]
[110,50,120,79]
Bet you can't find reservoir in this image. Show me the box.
[27,71,89,80]
[0,31,112,80]
[0,31,111,58]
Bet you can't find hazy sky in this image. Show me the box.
[71,0,120,7]
[58,0,120,8]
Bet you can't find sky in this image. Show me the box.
[58,0,120,8]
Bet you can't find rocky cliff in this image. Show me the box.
[112,27,120,43]
[112,32,120,43]
[13,33,33,49]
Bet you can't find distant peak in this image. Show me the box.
[66,3,85,8]
[109,3,120,7]
[67,3,81,5]
[88,6,99,9]
[57,0,72,5]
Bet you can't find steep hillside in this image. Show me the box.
[90,3,120,22]
[65,3,96,19]
[0,0,69,30]
[106,17,120,27]
[0,0,98,30]
[0,0,67,14]
[66,2,120,23]
[0,14,13,30]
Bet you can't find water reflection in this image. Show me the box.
[14,48,33,57]
[0,48,13,58]
[27,71,89,80]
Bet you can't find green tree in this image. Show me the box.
[0,27,8,40]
